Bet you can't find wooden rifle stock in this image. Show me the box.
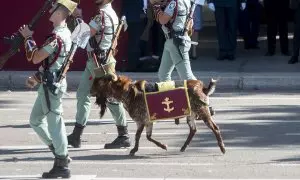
[102,17,126,64]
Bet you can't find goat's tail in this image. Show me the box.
[203,78,218,96]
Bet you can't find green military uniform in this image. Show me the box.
[68,2,130,149]
[26,0,78,178]
[30,24,71,158]
[158,0,196,81]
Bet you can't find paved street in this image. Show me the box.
[0,90,300,179]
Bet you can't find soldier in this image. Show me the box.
[18,0,77,178]
[67,0,131,149]
[150,0,215,118]
[150,0,197,81]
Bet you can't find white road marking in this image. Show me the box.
[0,145,299,151]
[0,108,18,111]
[271,163,300,167]
[95,179,300,180]
[0,176,297,180]
[285,133,300,136]
[6,118,300,124]
[0,175,96,180]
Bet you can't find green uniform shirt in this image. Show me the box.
[86,3,118,72]
[163,0,190,32]
[38,24,72,94]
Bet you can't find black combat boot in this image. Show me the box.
[42,156,71,179]
[67,123,85,148]
[104,126,131,149]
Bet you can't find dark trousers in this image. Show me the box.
[293,7,300,57]
[127,21,143,70]
[215,6,238,56]
[238,2,261,47]
[264,3,289,53]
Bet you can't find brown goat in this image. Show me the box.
[90,75,225,156]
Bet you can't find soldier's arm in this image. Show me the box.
[31,50,50,64]
[19,25,51,64]
[151,0,176,25]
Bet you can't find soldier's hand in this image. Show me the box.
[19,25,34,38]
[26,76,38,89]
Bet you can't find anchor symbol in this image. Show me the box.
[162,97,174,113]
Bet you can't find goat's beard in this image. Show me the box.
[95,94,108,118]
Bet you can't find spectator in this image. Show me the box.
[264,0,290,56]
[238,0,261,49]
[289,0,300,64]
[207,0,246,61]
[190,3,204,59]
[122,0,145,72]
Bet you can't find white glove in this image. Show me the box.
[240,3,246,10]
[208,3,215,12]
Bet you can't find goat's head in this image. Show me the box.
[91,74,133,118]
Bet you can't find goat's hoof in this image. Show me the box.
[219,143,226,154]
[180,147,186,152]
[129,149,137,156]
[162,144,168,151]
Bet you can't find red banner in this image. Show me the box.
[144,88,191,121]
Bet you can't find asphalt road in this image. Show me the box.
[0,90,299,180]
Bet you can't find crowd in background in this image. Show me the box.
[121,0,300,72]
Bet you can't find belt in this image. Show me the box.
[164,31,183,40]
[87,50,108,65]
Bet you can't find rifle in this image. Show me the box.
[102,16,128,65]
[93,16,128,78]
[0,0,56,69]
[48,19,90,95]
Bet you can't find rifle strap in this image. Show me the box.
[42,33,64,69]
[41,33,64,113]
[89,9,115,65]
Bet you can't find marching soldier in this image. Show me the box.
[18,0,77,178]
[150,0,197,81]
[150,0,216,118]
[67,0,131,149]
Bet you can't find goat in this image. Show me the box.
[90,74,225,156]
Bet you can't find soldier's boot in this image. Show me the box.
[67,122,85,148]
[104,126,131,149]
[209,106,215,116]
[49,144,72,163]
[42,156,71,179]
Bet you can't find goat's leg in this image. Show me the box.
[180,114,197,152]
[146,122,167,150]
[129,122,145,156]
[202,111,225,154]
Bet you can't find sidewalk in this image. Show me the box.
[1,25,300,91]
[1,53,300,91]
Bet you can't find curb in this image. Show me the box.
[1,71,300,91]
